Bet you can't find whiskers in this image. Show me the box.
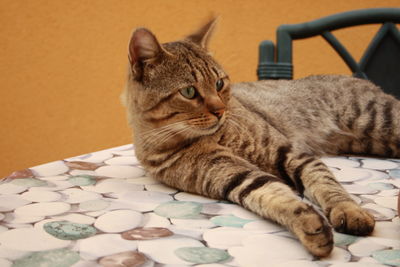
[136,110,247,152]
[139,121,192,152]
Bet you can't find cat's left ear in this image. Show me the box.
[186,17,218,50]
[128,28,168,80]
[128,28,164,66]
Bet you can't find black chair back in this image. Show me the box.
[257,8,400,98]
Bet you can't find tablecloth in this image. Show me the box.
[0,144,399,267]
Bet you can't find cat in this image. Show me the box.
[121,18,399,257]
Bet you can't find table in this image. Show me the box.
[0,144,399,266]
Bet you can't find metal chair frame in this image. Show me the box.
[257,8,400,98]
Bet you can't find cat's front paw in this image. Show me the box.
[328,201,375,236]
[292,204,333,257]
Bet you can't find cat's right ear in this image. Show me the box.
[128,28,164,77]
[186,17,218,50]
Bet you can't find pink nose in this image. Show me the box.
[211,108,225,119]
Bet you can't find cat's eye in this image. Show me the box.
[180,86,197,99]
[216,79,224,91]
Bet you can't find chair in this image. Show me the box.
[257,8,400,98]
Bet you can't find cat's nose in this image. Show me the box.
[211,108,225,119]
[206,96,225,120]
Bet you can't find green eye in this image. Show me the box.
[216,79,224,91]
[180,86,197,99]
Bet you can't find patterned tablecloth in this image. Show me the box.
[0,144,399,267]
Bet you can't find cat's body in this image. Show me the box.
[122,20,399,257]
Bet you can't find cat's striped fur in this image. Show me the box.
[122,19,398,256]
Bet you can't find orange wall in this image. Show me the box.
[1,0,399,177]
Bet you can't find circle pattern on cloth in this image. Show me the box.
[94,210,142,233]
[121,227,173,240]
[154,201,202,219]
[0,228,71,251]
[43,221,97,240]
[175,247,231,264]
[11,248,79,267]
[14,202,71,217]
[99,251,147,267]
[68,175,96,186]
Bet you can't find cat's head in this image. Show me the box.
[123,19,230,143]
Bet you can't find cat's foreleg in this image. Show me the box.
[231,178,334,257]
[154,150,333,257]
[280,149,375,235]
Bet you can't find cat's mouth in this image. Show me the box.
[195,115,226,135]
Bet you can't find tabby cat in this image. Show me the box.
[122,19,399,257]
